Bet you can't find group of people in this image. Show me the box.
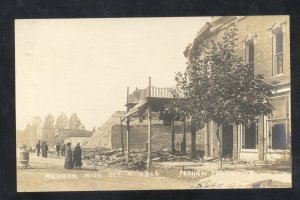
[35,141,49,158]
[35,140,82,170]
[64,142,82,170]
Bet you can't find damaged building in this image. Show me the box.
[90,110,205,152]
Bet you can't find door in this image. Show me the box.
[222,124,233,158]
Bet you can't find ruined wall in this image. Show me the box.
[111,124,205,152]
[85,111,126,149]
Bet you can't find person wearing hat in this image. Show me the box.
[44,142,48,158]
[73,143,82,170]
[64,141,73,169]
[41,141,47,157]
[55,142,60,157]
[36,140,41,156]
[61,141,66,157]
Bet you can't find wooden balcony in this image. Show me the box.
[127,86,173,105]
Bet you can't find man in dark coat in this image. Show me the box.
[36,141,41,156]
[41,141,45,157]
[64,142,73,169]
[73,143,82,169]
[56,143,60,157]
[44,142,49,158]
[61,141,66,157]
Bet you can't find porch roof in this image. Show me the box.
[121,97,174,121]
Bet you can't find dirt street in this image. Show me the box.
[17,153,195,192]
[17,153,292,191]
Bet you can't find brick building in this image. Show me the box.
[186,16,290,161]
[112,118,205,152]
[90,110,205,152]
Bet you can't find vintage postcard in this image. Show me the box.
[15,16,291,192]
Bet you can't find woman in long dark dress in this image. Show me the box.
[44,142,48,158]
[36,141,41,156]
[64,142,73,169]
[73,143,82,169]
[41,142,46,157]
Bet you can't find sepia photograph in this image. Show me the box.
[15,16,291,192]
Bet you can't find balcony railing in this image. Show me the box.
[127,86,173,104]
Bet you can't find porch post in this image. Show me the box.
[126,87,130,161]
[126,119,130,161]
[147,77,152,170]
[147,104,152,170]
[120,117,124,156]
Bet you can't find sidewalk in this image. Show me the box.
[193,170,291,188]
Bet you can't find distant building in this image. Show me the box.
[29,128,93,147]
[57,129,93,147]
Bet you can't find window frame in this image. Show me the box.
[266,94,290,150]
[267,119,289,150]
[245,39,255,77]
[241,121,258,150]
[272,28,284,77]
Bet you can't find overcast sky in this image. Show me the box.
[15,17,210,130]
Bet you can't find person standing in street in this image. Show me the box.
[41,141,45,157]
[61,141,66,157]
[36,140,41,156]
[64,141,73,169]
[73,143,82,170]
[56,142,60,157]
[44,142,49,158]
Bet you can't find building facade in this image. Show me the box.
[187,16,290,162]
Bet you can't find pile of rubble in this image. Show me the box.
[82,148,194,170]
[152,150,193,162]
[82,148,147,170]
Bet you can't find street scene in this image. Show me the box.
[16,16,291,191]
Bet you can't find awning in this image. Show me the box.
[122,99,148,121]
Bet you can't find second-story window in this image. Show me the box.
[273,29,283,76]
[245,40,254,76]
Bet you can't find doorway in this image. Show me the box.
[222,124,233,158]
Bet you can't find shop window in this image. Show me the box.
[267,95,290,150]
[268,120,288,150]
[242,121,258,149]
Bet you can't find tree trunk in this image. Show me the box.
[182,120,186,154]
[171,120,175,153]
[216,126,223,170]
[191,125,196,159]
